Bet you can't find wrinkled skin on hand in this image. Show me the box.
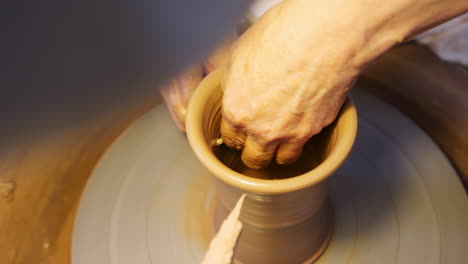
[162,0,465,169]
[221,1,363,169]
[163,1,366,168]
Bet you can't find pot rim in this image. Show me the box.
[186,67,358,194]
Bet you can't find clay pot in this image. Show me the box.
[186,68,358,264]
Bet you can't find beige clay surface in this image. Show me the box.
[73,88,468,264]
[184,68,356,264]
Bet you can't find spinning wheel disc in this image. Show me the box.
[72,90,468,264]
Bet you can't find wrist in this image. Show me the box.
[286,0,468,66]
[280,0,404,68]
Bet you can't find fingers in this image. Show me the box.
[275,141,305,165]
[221,118,246,150]
[221,116,279,169]
[221,119,306,168]
[241,137,278,169]
[221,117,306,168]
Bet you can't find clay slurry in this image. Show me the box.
[213,122,335,180]
[202,194,246,264]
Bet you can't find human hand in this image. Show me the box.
[221,0,367,169]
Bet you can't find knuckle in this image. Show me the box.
[222,111,247,129]
[223,137,243,150]
[253,133,281,147]
[296,130,312,142]
[307,125,323,137]
[242,152,272,169]
[325,116,337,126]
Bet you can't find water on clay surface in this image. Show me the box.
[212,123,335,180]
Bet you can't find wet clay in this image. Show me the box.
[214,123,334,180]
[215,194,333,264]
[213,180,332,264]
[186,68,358,264]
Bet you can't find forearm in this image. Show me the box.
[360,0,468,61]
[283,0,468,65]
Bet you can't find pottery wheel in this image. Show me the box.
[72,89,468,264]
